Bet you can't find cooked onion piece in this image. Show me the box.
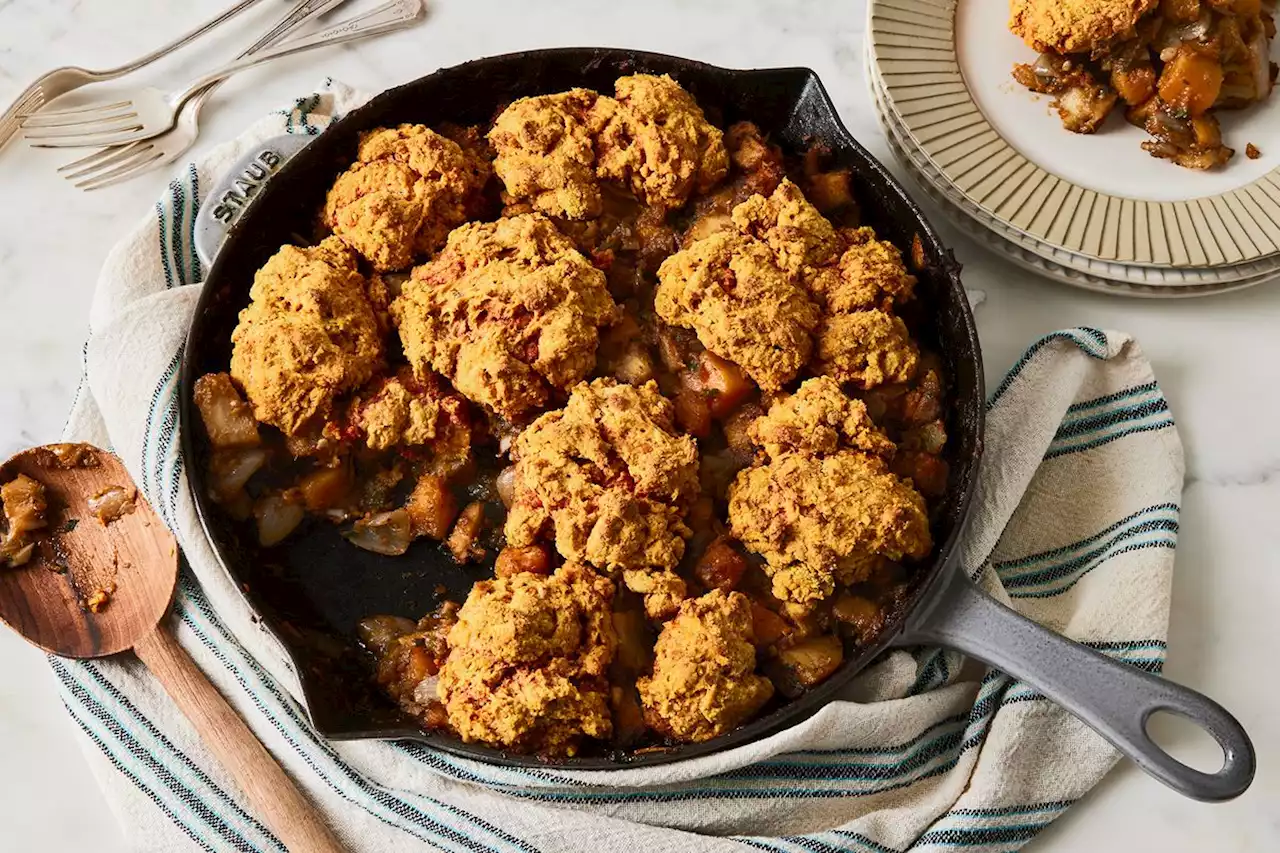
[344,509,413,556]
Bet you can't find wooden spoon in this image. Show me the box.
[0,443,345,853]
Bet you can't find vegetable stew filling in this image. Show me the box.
[193,74,951,758]
[1009,0,1277,169]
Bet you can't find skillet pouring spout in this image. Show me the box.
[894,566,1255,802]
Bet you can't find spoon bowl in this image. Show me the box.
[0,443,174,658]
[0,443,345,853]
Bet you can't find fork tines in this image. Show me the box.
[20,99,135,127]
[60,140,164,190]
[20,99,144,146]
[0,86,46,147]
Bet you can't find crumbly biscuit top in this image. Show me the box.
[1008,0,1159,55]
[392,214,618,419]
[322,124,489,271]
[637,590,774,742]
[490,74,728,219]
[438,564,617,755]
[505,378,700,574]
[230,237,383,436]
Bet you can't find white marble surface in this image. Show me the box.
[0,0,1277,850]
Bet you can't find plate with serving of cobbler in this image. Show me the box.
[869,0,1280,269]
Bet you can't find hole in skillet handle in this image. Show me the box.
[895,566,1256,802]
[1145,709,1227,775]
[194,134,315,271]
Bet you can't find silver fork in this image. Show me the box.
[21,0,425,149]
[0,0,275,153]
[58,0,350,190]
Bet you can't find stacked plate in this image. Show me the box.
[865,0,1280,297]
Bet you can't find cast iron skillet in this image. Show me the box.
[182,48,1253,799]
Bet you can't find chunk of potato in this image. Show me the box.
[674,385,711,438]
[612,608,654,673]
[2,474,46,537]
[766,635,845,697]
[832,594,882,644]
[1158,44,1224,117]
[193,373,260,449]
[405,474,458,540]
[750,602,789,647]
[610,686,648,748]
[694,352,755,419]
[694,537,749,591]
[298,465,352,512]
[494,544,551,578]
[806,170,854,213]
[723,402,764,452]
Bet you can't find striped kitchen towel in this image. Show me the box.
[56,84,1183,852]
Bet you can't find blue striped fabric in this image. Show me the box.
[54,91,1181,852]
[996,503,1178,598]
[986,328,1108,409]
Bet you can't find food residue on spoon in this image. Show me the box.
[1,473,48,567]
[39,443,100,469]
[88,486,137,525]
[1246,143,1261,160]
[85,582,117,613]
[77,548,125,615]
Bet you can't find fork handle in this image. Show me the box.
[173,0,425,106]
[192,0,351,106]
[242,0,352,60]
[106,0,276,77]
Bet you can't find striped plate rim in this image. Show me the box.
[868,0,1280,269]
[876,95,1275,297]
[865,48,1280,290]
[862,35,1275,296]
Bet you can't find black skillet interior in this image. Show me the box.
[181,48,985,768]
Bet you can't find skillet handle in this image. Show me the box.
[894,568,1255,802]
[194,133,313,270]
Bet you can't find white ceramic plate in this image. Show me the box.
[867,50,1280,293]
[864,43,1277,296]
[868,0,1280,268]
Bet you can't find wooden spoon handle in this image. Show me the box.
[134,623,346,853]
